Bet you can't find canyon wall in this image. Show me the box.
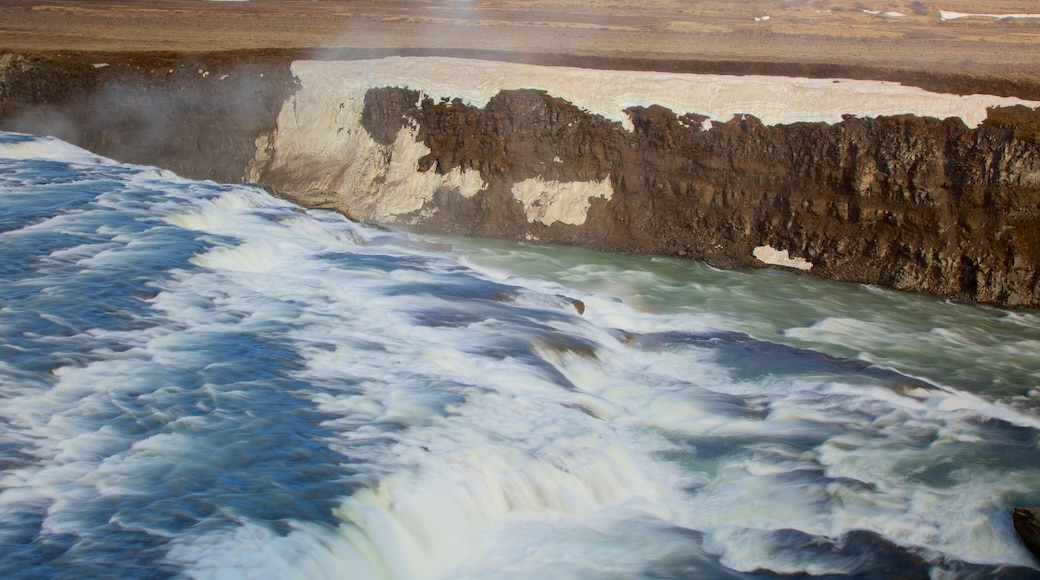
[250,58,1040,308]
[3,52,1040,308]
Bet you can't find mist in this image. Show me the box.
[1,53,296,183]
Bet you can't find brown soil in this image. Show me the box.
[2,1,1039,307]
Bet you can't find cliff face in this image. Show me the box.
[250,58,1040,308]
[3,52,1040,308]
[353,89,1036,305]
[388,94,1040,306]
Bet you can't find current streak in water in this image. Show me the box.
[1,131,1039,579]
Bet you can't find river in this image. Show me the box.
[1,131,1038,579]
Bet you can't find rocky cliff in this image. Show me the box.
[4,51,1040,308]
[250,58,1040,308]
[367,91,1040,307]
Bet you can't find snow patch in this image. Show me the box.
[288,57,1039,132]
[940,10,1040,21]
[247,80,486,222]
[753,246,813,271]
[511,176,613,226]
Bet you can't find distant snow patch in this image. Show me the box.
[864,10,905,17]
[753,246,813,271]
[248,81,487,222]
[940,10,1040,21]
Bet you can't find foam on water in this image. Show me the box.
[2,132,1040,578]
[0,133,117,165]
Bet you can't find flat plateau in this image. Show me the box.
[2,0,1040,97]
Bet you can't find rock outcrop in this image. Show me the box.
[4,51,1040,308]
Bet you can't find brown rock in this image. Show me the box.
[1013,507,1040,563]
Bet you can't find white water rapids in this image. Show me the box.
[1,132,1039,579]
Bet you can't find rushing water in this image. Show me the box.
[1,131,1039,579]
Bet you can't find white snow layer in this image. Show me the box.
[251,57,1040,224]
[940,10,1040,21]
[288,57,1038,131]
[752,246,813,271]
[511,176,612,226]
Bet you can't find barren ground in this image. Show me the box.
[1,0,1039,91]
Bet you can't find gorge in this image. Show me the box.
[4,2,1040,575]
[2,49,1039,308]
